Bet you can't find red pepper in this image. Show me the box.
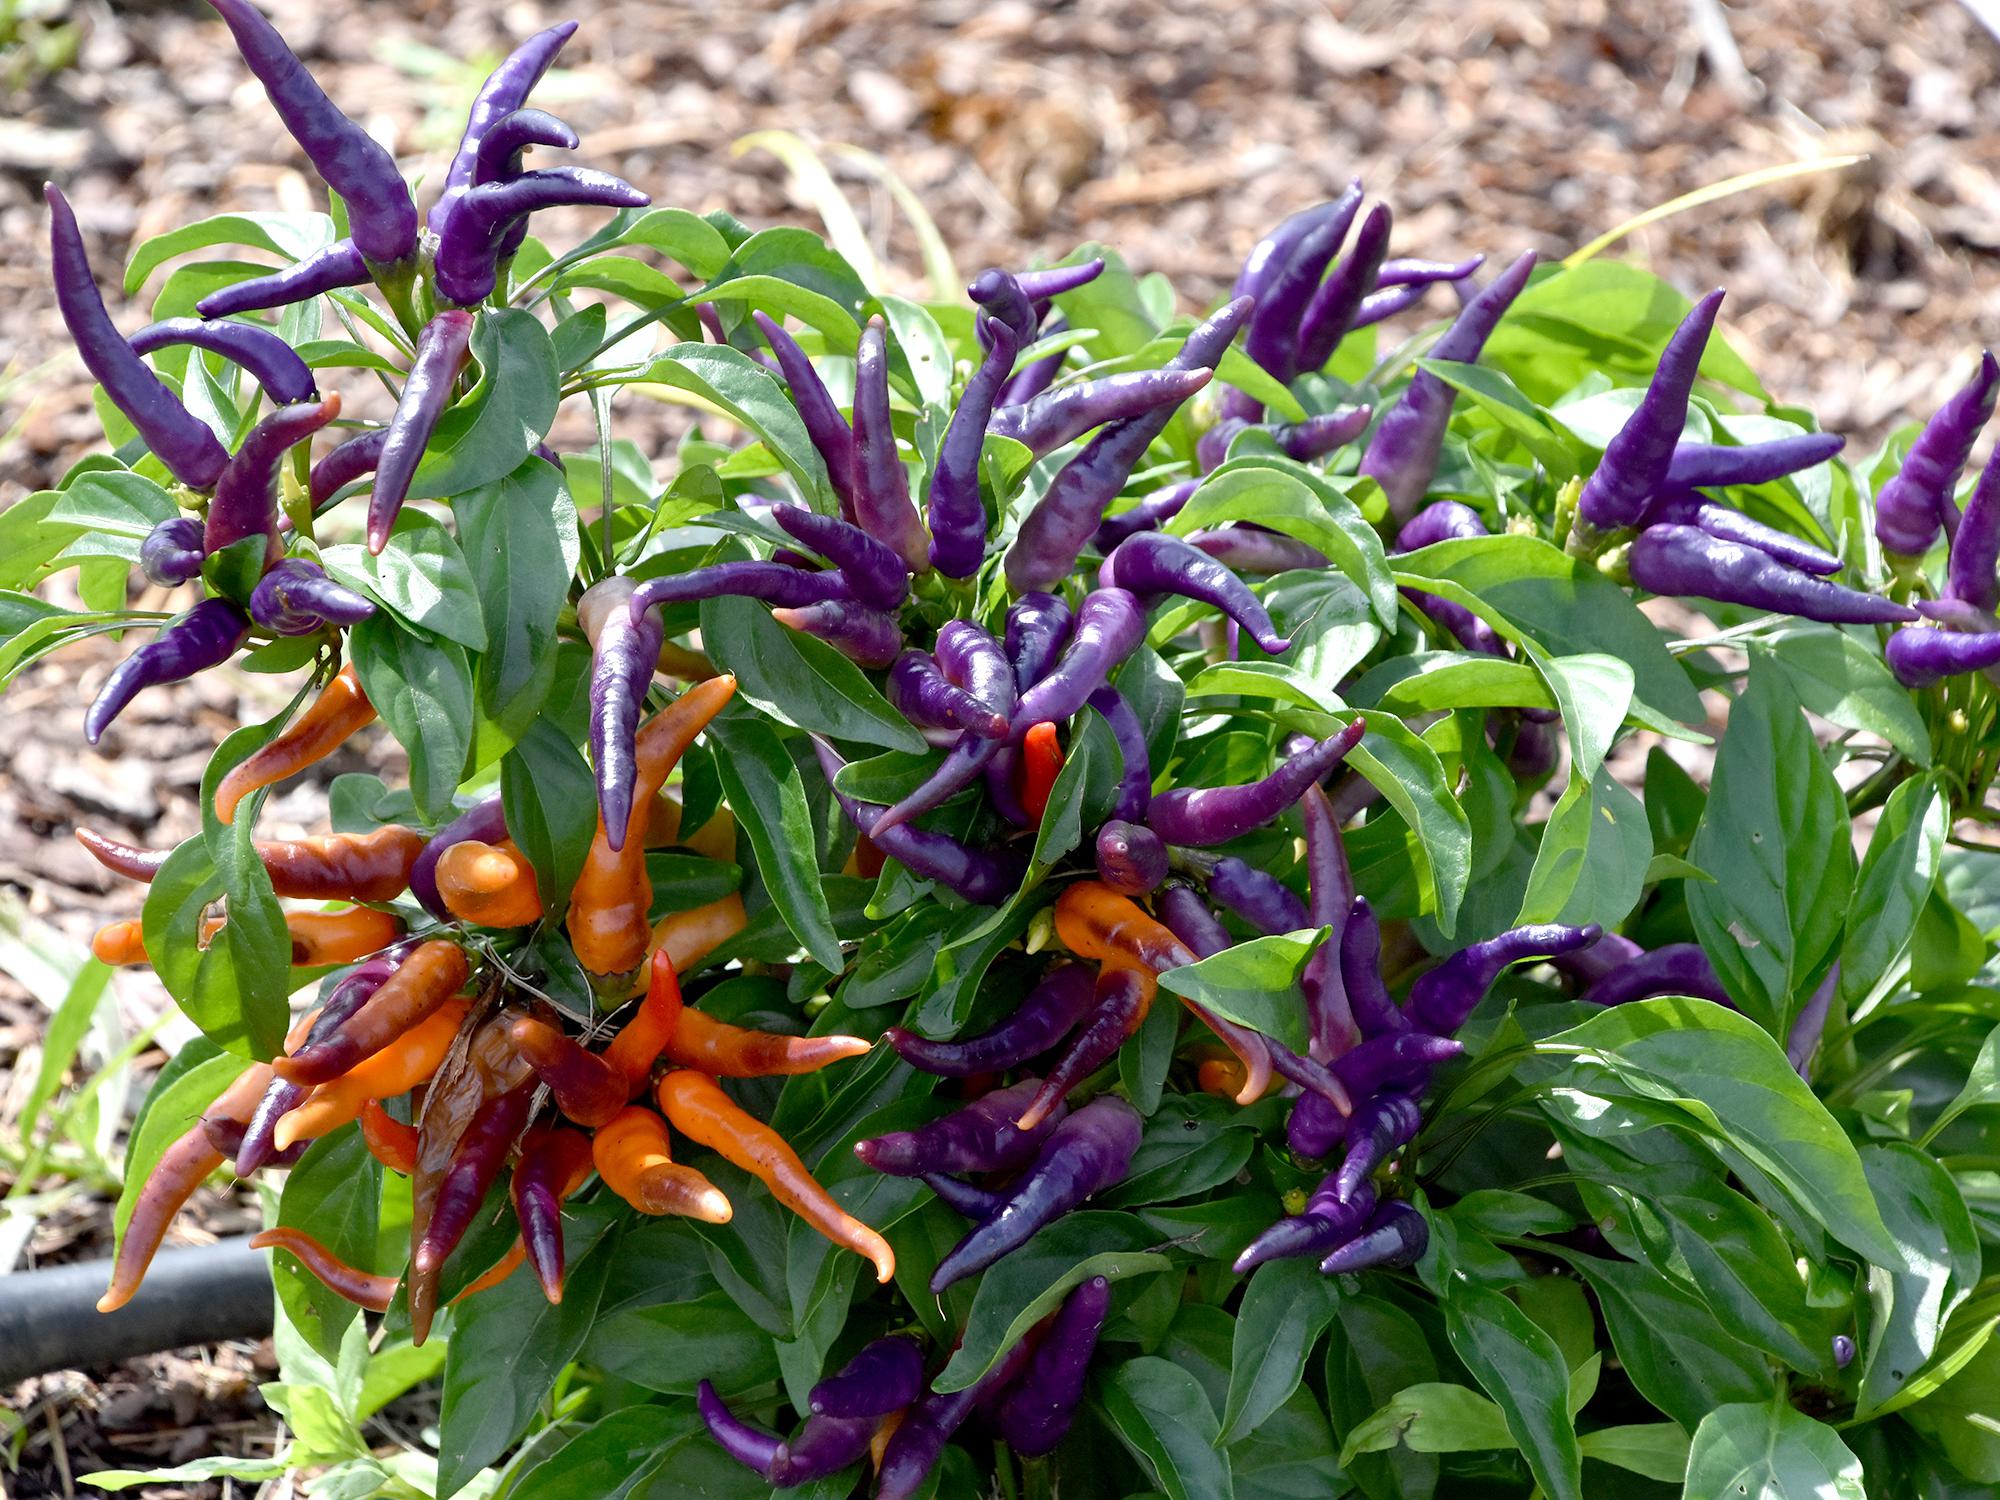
[1018,721,1064,825]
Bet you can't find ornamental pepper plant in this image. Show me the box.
[12,7,2000,1498]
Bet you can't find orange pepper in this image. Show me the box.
[656,1069,895,1283]
[436,839,542,927]
[285,906,407,967]
[591,1105,732,1222]
[665,1009,871,1078]
[644,892,748,979]
[77,824,425,905]
[568,676,736,986]
[1053,881,1196,974]
[250,1226,399,1312]
[1018,720,1064,825]
[358,1099,419,1173]
[646,787,738,862]
[272,997,471,1151]
[452,1239,527,1302]
[277,939,468,1085]
[216,662,376,824]
[91,918,149,967]
[600,948,686,1096]
[1197,1055,1249,1101]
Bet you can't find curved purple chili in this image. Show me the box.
[1190,526,1328,575]
[1394,500,1501,652]
[930,1095,1141,1291]
[1245,183,1362,382]
[1874,351,1999,554]
[808,1335,927,1419]
[1147,720,1364,847]
[580,575,663,851]
[697,1380,782,1479]
[1013,969,1149,1133]
[472,107,577,184]
[248,558,376,635]
[236,954,399,1174]
[998,318,1071,410]
[434,167,649,306]
[771,504,907,611]
[139,517,206,587]
[1338,896,1408,1039]
[1579,942,1732,1008]
[1094,819,1169,895]
[1628,524,1916,625]
[869,731,1004,838]
[1004,297,1253,592]
[86,600,249,744]
[1016,259,1105,304]
[1096,480,1199,550]
[994,1275,1111,1457]
[308,427,388,508]
[889,965,1095,1078]
[207,0,417,263]
[1377,254,1485,289]
[930,318,1020,576]
[1665,431,1846,489]
[1945,448,2000,613]
[990,369,1214,459]
[753,312,856,517]
[1358,249,1537,524]
[769,1412,875,1486]
[1234,196,1354,304]
[629,560,850,617]
[431,20,579,235]
[1287,1088,1347,1158]
[206,393,343,567]
[197,239,371,320]
[1294,202,1394,373]
[852,316,930,573]
[1005,591,1075,692]
[1575,290,1724,533]
[1507,716,1563,785]
[1278,407,1374,462]
[511,1127,581,1303]
[968,268,1037,343]
[1086,686,1152,823]
[47,185,228,490]
[1101,530,1291,654]
[771,599,902,668]
[888,651,1007,739]
[1405,921,1601,1036]
[369,309,475,553]
[1332,1030,1462,1099]
[1233,1179,1376,1274]
[1916,596,2000,631]
[1330,1092,1422,1202]
[1786,964,1837,1080]
[1886,626,2000,688]
[935,621,1016,720]
[200,1116,304,1167]
[128,318,318,406]
[409,792,508,920]
[1350,283,1436,330]
[815,737,1023,901]
[1318,1199,1427,1275]
[1158,881,1230,961]
[854,1077,1062,1176]
[1208,856,1308,935]
[412,1080,535,1302]
[875,1336,1037,1500]
[1011,588,1146,734]
[1642,490,1844,577]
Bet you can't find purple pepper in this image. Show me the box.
[197,239,371,320]
[889,965,1096,1078]
[1579,942,1733,1008]
[1276,407,1374,461]
[369,309,475,554]
[85,598,250,744]
[472,107,577,184]
[236,953,401,1174]
[1552,930,1644,987]
[200,1115,305,1167]
[772,599,903,668]
[1016,258,1105,305]
[1234,196,1354,304]
[1100,531,1291,654]
[1643,489,1844,577]
[928,317,1019,577]
[1087,687,1153,823]
[1945,448,2000,612]
[930,1096,1141,1291]
[1159,881,1231,960]
[816,738,1023,901]
[1094,820,1169,895]
[430,20,579,235]
[1664,431,1846,489]
[1330,1092,1423,1203]
[1392,501,1502,653]
[1014,970,1150,1134]
[983,747,1030,828]
[853,317,930,573]
[969,268,1037,344]
[1873,352,1999,555]
[998,318,1071,410]
[990,369,1215,459]
[808,1335,927,1419]
[1833,1335,1857,1370]
[206,0,417,263]
[46,185,228,490]
[1575,290,1725,533]
[1005,298,1253,592]
[1245,183,1363,382]
[697,1380,782,1479]
[1147,720,1364,847]
[1406,921,1602,1036]
[1629,524,1916,625]
[581,576,663,851]
[434,167,649,306]
[309,427,388,508]
[1338,896,1408,1039]
[1295,202,1394,374]
[1287,1089,1347,1158]
[1208,857,1308,935]
[876,1336,1038,1500]
[1376,254,1485,289]
[1265,1035,1353,1111]
[1233,1179,1377,1274]
[630,561,851,616]
[993,1275,1111,1457]
[1190,526,1329,575]
[139,517,206,587]
[408,791,508,920]
[771,504,908,611]
[854,1077,1063,1176]
[1011,588,1146,734]
[768,1413,876,1486]
[1915,597,2000,631]
[869,732,1005,838]
[1886,626,2000,688]
[1332,1031,1463,1098]
[1786,963,1837,1080]
[1096,480,1200,550]
[1318,1199,1428,1275]
[754,312,857,517]
[205,394,343,569]
[412,1081,534,1291]
[923,1171,1009,1220]
[935,621,1017,720]
[1358,250,1537,524]
[1506,716,1564,785]
[1005,591,1075,692]
[127,319,318,406]
[248,558,377,635]
[512,1126,580,1305]
[888,651,1008,740]
[1350,283,1437,330]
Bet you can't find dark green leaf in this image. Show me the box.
[700,595,924,752]
[1857,1142,1981,1418]
[1099,1356,1235,1500]
[1682,1402,1864,1500]
[453,460,579,741]
[273,1127,383,1361]
[1221,1256,1342,1442]
[411,310,560,502]
[500,717,598,930]
[321,510,486,653]
[351,616,475,822]
[1841,774,1946,1007]
[706,713,841,970]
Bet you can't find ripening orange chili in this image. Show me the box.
[278,939,468,1085]
[91,918,149,967]
[645,892,748,979]
[1053,881,1196,974]
[656,1069,895,1283]
[592,1105,732,1222]
[1197,1055,1249,1101]
[452,1238,527,1301]
[508,1016,627,1126]
[665,1008,871,1078]
[272,997,471,1151]
[870,1410,904,1471]
[99,1062,272,1313]
[654,638,718,682]
[284,905,407,967]
[436,838,542,927]
[646,787,738,862]
[569,675,737,986]
[601,947,685,1096]
[250,1226,399,1312]
[216,662,376,823]
[1018,720,1064,825]
[77,825,426,905]
[358,1099,419,1173]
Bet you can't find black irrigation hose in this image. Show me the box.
[0,1235,273,1386]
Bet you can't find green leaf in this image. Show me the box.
[1326,1294,1441,1500]
[706,714,841,970]
[630,343,835,511]
[585,1292,782,1396]
[1644,1175,1831,1371]
[1099,1357,1235,1500]
[1682,1402,1864,1500]
[123,211,333,293]
[509,1408,687,1500]
[1517,763,1650,930]
[1842,774,1946,1007]
[1221,1256,1342,1442]
[410,309,560,502]
[453,460,579,741]
[1576,1424,1690,1481]
[1030,708,1120,871]
[321,509,486,653]
[1756,627,1930,766]
[1338,1382,1517,1463]
[1227,1386,1347,1500]
[436,1202,620,1498]
[501,718,598,924]
[934,1212,1168,1392]
[81,1456,290,1491]
[700,595,923,752]
[1416,359,1583,479]
[1687,656,1854,1036]
[272,1127,383,1361]
[1156,932,1318,1054]
[351,616,476,823]
[44,469,177,539]
[1429,1273,1582,1500]
[1857,1142,1981,1418]
[1922,1021,2000,1147]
